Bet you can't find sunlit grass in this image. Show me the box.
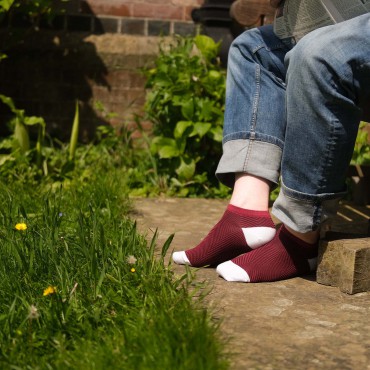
[0,168,228,369]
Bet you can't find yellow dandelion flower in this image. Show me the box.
[130,268,136,273]
[43,286,57,296]
[15,223,27,231]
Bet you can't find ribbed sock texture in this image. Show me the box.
[228,225,318,282]
[184,204,275,267]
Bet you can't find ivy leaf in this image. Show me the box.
[190,122,212,138]
[174,121,193,139]
[158,145,180,159]
[198,99,214,121]
[176,157,196,180]
[194,35,219,60]
[181,99,194,121]
[209,126,223,142]
[150,136,177,155]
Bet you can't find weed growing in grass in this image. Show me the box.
[0,166,229,369]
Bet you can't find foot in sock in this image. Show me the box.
[172,204,276,267]
[217,225,318,282]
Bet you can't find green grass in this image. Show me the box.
[0,167,229,369]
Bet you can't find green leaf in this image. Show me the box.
[208,70,221,79]
[153,72,172,87]
[14,120,30,153]
[176,136,187,154]
[0,0,15,12]
[198,99,214,121]
[0,154,15,166]
[176,157,195,180]
[0,137,13,150]
[161,233,175,258]
[23,116,45,127]
[158,145,180,159]
[174,121,193,139]
[181,99,194,121]
[0,94,16,112]
[190,122,212,138]
[69,101,79,161]
[150,136,178,154]
[194,35,219,60]
[209,126,223,142]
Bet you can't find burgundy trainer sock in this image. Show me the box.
[173,204,276,267]
[217,225,318,282]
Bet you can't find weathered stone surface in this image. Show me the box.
[317,237,370,294]
[133,198,370,370]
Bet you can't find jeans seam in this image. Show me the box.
[244,63,261,171]
[317,121,336,192]
[222,134,284,149]
[281,179,346,200]
[251,64,261,132]
[252,44,289,54]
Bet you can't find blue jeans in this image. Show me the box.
[216,14,370,232]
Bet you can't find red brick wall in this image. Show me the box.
[0,0,204,140]
[80,0,203,21]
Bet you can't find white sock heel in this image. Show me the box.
[216,261,250,282]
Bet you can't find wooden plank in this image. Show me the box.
[230,0,275,27]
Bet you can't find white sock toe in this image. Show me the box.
[172,251,191,265]
[216,261,250,282]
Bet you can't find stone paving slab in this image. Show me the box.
[132,197,370,370]
[318,237,370,294]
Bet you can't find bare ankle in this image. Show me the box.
[284,225,320,244]
[230,173,271,211]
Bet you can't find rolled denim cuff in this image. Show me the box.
[216,139,282,188]
[272,182,346,233]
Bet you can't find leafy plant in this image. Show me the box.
[144,35,228,197]
[1,0,68,26]
[351,121,370,165]
[0,94,46,170]
[0,0,14,18]
[0,98,82,182]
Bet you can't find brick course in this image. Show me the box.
[0,31,180,140]
[80,0,202,20]
[0,0,203,140]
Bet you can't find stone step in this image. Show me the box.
[317,232,370,294]
[317,202,370,294]
[133,197,370,369]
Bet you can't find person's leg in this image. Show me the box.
[173,25,293,267]
[218,14,370,282]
